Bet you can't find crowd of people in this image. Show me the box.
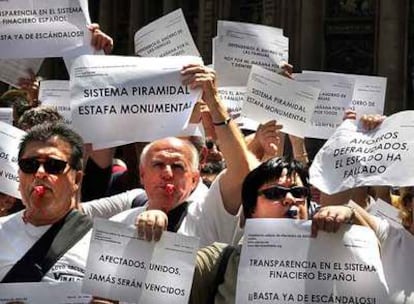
[0,19,413,304]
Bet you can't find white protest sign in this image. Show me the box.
[70,55,203,148]
[294,72,355,139]
[0,0,92,59]
[309,111,414,194]
[236,218,388,304]
[0,122,25,199]
[0,108,13,125]
[350,75,386,116]
[304,71,386,117]
[217,20,285,42]
[0,281,92,304]
[0,58,43,88]
[139,232,199,304]
[242,65,319,137]
[134,8,199,57]
[82,218,154,302]
[218,86,258,130]
[39,80,72,125]
[83,218,199,304]
[213,36,286,87]
[368,199,402,228]
[218,86,246,120]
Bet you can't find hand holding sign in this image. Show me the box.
[136,210,169,242]
[181,64,217,102]
[88,23,113,54]
[360,113,386,131]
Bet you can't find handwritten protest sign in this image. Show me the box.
[0,108,13,125]
[0,58,43,88]
[134,8,199,57]
[368,199,402,228]
[295,72,355,139]
[83,218,199,304]
[0,122,25,199]
[70,55,202,148]
[304,71,386,117]
[0,0,92,59]
[39,80,72,125]
[0,281,92,304]
[236,219,388,304]
[242,65,319,137]
[309,111,414,194]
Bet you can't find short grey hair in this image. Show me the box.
[140,137,199,171]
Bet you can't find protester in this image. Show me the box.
[398,186,414,233]
[188,156,380,304]
[0,107,66,218]
[0,193,23,217]
[16,105,64,131]
[200,160,226,187]
[0,89,32,126]
[81,63,259,248]
[0,123,91,282]
[312,112,414,303]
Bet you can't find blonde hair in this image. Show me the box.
[397,187,413,228]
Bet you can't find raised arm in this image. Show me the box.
[181,64,259,215]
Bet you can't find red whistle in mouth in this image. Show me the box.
[34,185,46,197]
[165,184,175,196]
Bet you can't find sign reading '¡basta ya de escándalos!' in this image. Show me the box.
[70,55,202,148]
[0,0,92,59]
[236,219,388,304]
[309,111,414,194]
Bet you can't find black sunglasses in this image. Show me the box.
[258,185,309,201]
[18,157,69,175]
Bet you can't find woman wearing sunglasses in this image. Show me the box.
[241,157,310,221]
[189,156,362,304]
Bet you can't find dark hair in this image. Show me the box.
[0,89,32,124]
[18,122,84,171]
[17,106,64,130]
[242,156,310,219]
[0,90,29,108]
[201,160,226,175]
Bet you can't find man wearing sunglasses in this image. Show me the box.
[0,123,92,283]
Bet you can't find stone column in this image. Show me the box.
[377,0,409,114]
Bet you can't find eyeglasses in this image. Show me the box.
[18,157,69,175]
[258,185,309,201]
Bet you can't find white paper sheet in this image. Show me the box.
[38,80,72,125]
[134,8,199,57]
[0,0,92,59]
[236,219,388,303]
[242,65,319,137]
[70,55,203,148]
[0,121,26,199]
[309,111,414,194]
[294,72,355,139]
[82,218,199,304]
